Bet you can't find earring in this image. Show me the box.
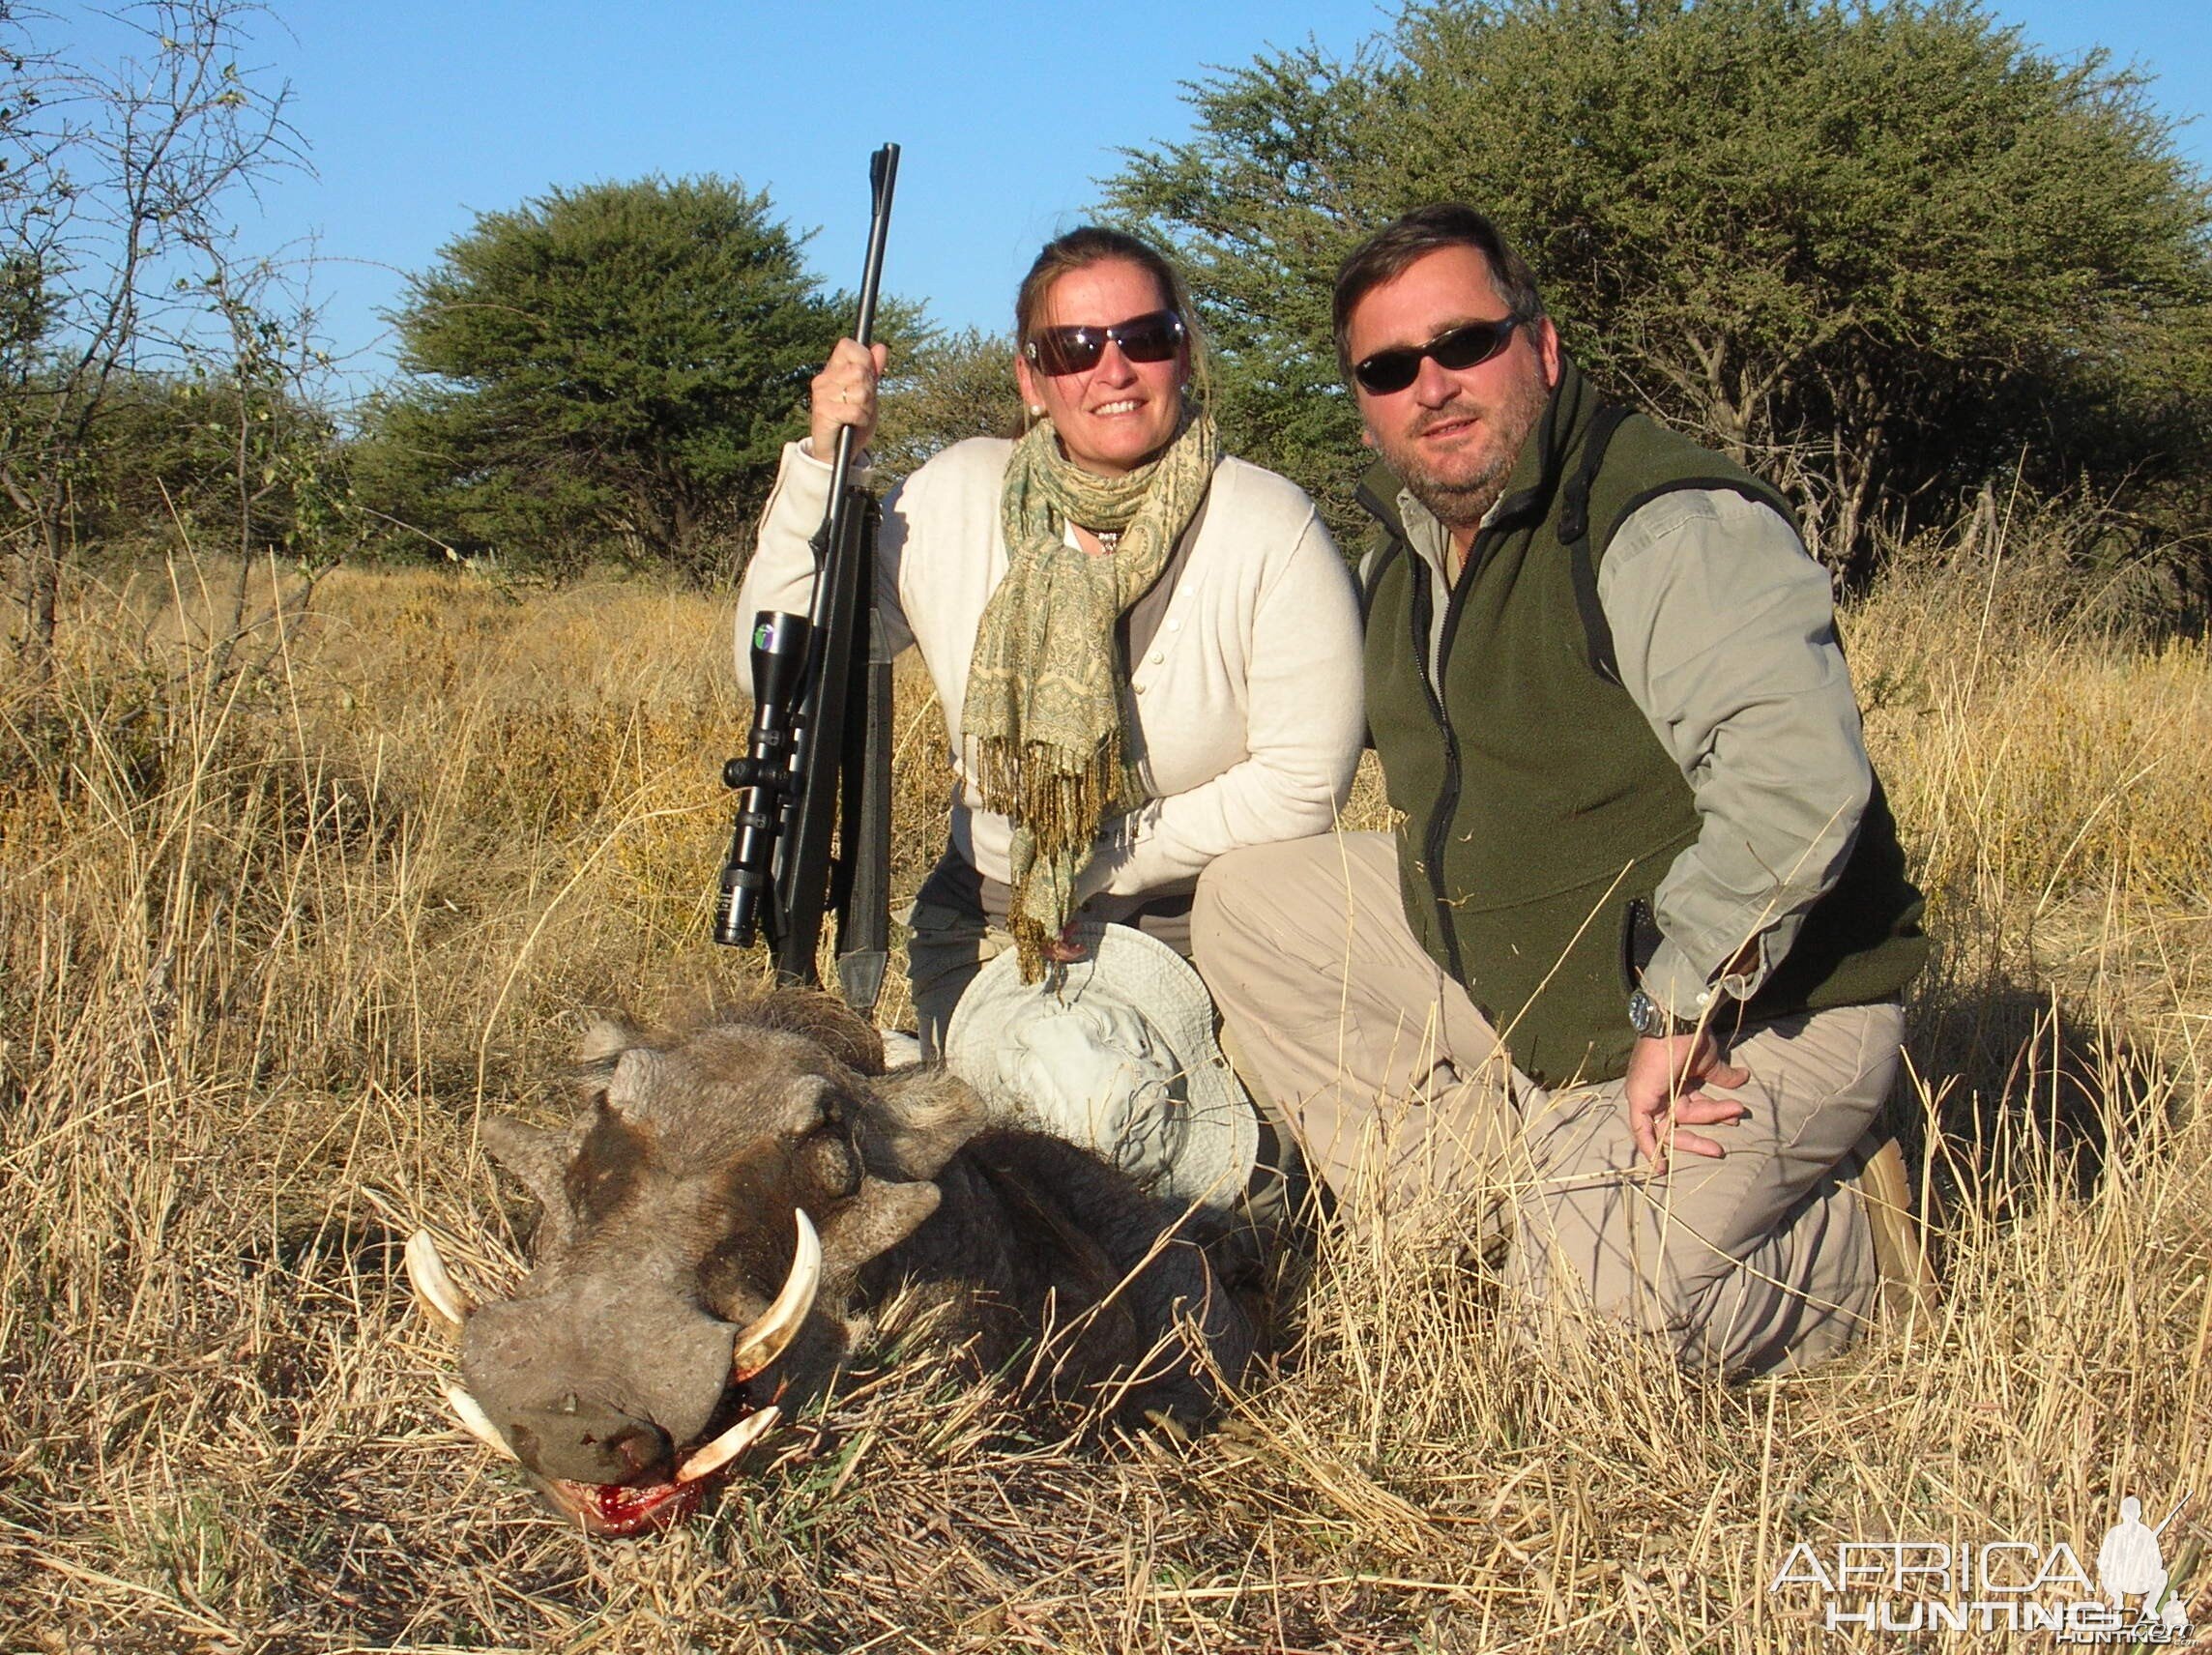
[1027,405,1045,418]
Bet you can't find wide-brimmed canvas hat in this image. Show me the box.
[944,919,1257,1213]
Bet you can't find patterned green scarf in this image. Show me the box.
[964,410,1219,977]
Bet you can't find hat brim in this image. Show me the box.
[945,919,1257,1212]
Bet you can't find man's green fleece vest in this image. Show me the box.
[1360,360,1928,1088]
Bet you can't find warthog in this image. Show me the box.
[406,991,1252,1535]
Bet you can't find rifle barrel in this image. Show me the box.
[817,142,899,559]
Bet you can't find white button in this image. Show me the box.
[1149,651,1164,665]
[1168,619,1181,631]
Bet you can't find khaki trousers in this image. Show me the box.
[1190,832,1894,1377]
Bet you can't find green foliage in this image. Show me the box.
[1109,0,2212,577]
[1,1,306,679]
[48,367,325,552]
[364,175,853,581]
[872,328,1028,479]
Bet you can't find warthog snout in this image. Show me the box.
[509,1403,668,1488]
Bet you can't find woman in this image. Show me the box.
[739,227,1363,1058]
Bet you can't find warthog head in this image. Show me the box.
[407,993,993,1536]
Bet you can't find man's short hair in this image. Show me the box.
[1331,205,1547,378]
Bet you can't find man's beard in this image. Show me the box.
[1390,370,1551,535]
[1403,447,1513,533]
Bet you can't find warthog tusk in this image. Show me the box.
[729,1209,821,1380]
[405,1231,473,1330]
[442,1380,519,1462]
[675,1404,781,1484]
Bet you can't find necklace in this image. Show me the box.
[1093,530,1120,556]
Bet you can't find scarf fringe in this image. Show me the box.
[975,734,1123,982]
[971,736,1122,849]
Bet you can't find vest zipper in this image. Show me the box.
[1405,535,1470,986]
[1411,498,1531,988]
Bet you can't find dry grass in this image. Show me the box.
[1,537,2206,1652]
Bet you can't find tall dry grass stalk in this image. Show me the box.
[1,538,2205,1652]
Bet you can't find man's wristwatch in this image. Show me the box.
[1627,987,1702,1041]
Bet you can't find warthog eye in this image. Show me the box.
[803,1126,862,1201]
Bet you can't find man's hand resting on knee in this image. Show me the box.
[1625,1031,1751,1174]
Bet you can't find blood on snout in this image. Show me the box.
[590,1477,703,1535]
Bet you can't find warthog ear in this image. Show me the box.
[851,1068,986,1181]
[578,1015,646,1071]
[816,1176,943,1282]
[604,1046,661,1121]
[480,1114,578,1254]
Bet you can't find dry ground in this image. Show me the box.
[1,537,2207,1652]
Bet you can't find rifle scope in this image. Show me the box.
[713,611,813,947]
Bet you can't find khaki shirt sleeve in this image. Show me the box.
[1596,489,1873,1022]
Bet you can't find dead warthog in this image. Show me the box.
[405,991,1252,1535]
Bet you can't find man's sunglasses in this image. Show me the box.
[1024,309,1187,377]
[1353,315,1525,395]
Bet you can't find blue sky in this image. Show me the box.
[127,1,2212,399]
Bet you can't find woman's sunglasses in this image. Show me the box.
[1353,315,1525,395]
[1024,309,1187,377]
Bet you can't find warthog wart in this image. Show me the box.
[406,990,1252,1535]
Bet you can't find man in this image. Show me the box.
[1192,206,1930,1376]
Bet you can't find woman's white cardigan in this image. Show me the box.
[738,436,1365,902]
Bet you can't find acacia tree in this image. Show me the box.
[1110,0,2212,577]
[1,0,301,681]
[870,327,1027,479]
[370,176,858,579]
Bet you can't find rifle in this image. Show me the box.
[713,142,899,1015]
